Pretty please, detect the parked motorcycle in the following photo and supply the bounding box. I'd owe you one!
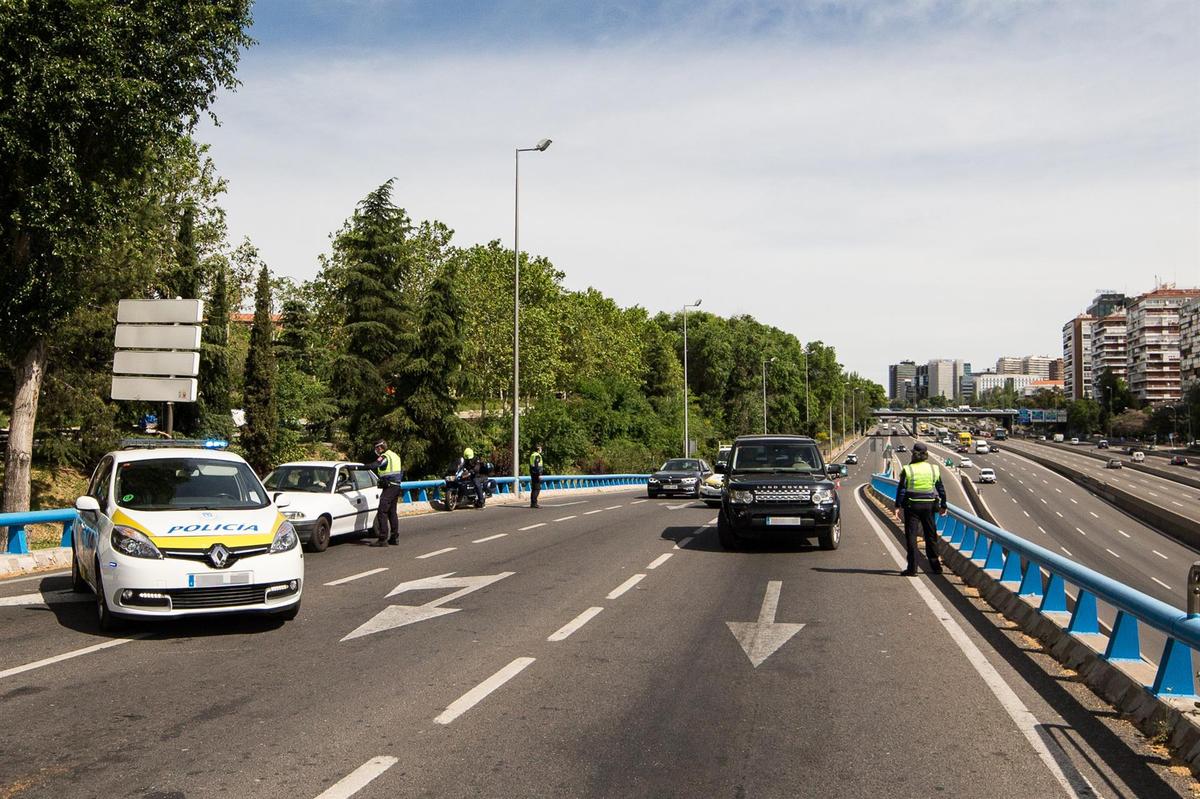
[442,461,495,511]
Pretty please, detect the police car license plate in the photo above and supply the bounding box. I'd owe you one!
[766,517,807,526]
[189,571,252,588]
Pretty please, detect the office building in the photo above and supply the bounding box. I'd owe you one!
[1049,358,1064,381]
[888,361,917,402]
[1020,356,1053,380]
[925,359,968,402]
[995,356,1023,375]
[1062,315,1095,400]
[975,373,1040,396]
[1126,287,1200,404]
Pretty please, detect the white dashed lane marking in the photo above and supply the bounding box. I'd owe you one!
[1153,577,1173,591]
[548,607,604,642]
[1153,550,1169,560]
[416,547,456,559]
[520,523,546,531]
[607,574,647,599]
[472,533,507,543]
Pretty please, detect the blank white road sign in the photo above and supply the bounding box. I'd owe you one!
[114,324,202,350]
[111,376,198,402]
[117,299,204,324]
[113,350,200,377]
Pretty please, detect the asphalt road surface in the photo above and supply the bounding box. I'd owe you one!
[1,439,1193,799]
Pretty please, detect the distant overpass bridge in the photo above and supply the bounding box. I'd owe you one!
[870,408,1019,436]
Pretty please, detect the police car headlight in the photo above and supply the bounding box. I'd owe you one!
[730,490,754,504]
[269,522,299,553]
[111,526,163,560]
[811,488,835,505]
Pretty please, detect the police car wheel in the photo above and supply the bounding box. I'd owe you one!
[71,540,87,593]
[94,558,121,633]
[305,517,331,553]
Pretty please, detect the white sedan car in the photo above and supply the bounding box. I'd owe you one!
[262,461,382,551]
[959,458,974,469]
[978,467,996,483]
[72,442,303,630]
[698,473,725,507]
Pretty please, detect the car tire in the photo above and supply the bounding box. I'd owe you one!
[71,540,88,593]
[818,520,841,551]
[305,517,331,553]
[717,513,742,551]
[647,490,658,499]
[692,486,701,499]
[704,500,721,508]
[94,558,121,633]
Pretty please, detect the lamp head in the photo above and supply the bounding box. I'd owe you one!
[536,138,552,151]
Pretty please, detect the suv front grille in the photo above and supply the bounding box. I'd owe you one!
[753,487,812,504]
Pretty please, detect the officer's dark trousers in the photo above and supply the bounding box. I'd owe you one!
[902,504,941,572]
[530,474,541,507]
[376,483,402,542]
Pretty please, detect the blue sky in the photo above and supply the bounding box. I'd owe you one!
[201,1,1200,387]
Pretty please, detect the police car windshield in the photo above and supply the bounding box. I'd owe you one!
[263,466,335,493]
[730,443,822,474]
[116,458,269,511]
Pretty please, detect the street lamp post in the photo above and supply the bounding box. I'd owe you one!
[761,356,776,433]
[682,299,702,456]
[512,137,552,497]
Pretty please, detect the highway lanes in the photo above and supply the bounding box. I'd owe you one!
[0,444,1192,798]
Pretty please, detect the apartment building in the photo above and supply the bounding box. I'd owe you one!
[995,356,1023,375]
[1179,297,1200,395]
[1062,315,1094,400]
[1125,287,1200,404]
[1090,309,1127,395]
[975,373,1040,396]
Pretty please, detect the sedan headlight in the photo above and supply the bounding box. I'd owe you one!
[730,490,754,504]
[269,521,299,553]
[282,510,305,521]
[681,477,697,484]
[111,526,162,559]
[811,488,835,505]
[648,477,660,484]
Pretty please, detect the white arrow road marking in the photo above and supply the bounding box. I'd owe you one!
[726,581,805,668]
[342,571,514,641]
[0,590,92,607]
[435,657,536,724]
[314,756,398,799]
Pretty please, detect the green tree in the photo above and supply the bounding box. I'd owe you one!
[242,266,277,474]
[1067,399,1101,436]
[197,265,234,440]
[0,1,252,516]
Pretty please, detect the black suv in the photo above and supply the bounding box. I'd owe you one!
[715,435,841,550]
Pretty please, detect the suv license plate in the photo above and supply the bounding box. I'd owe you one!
[189,571,252,588]
[766,517,807,526]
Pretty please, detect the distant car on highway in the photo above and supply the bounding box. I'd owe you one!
[647,458,711,498]
[1132,451,1145,463]
[845,453,858,464]
[975,441,990,454]
[988,443,1000,452]
[1170,455,1191,466]
[263,461,382,552]
[978,467,996,483]
[1106,459,1123,469]
[895,445,907,452]
[1097,439,1109,449]
[959,458,974,469]
[1069,437,1080,445]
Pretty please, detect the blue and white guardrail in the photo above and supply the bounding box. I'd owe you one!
[2,474,650,556]
[870,472,1200,698]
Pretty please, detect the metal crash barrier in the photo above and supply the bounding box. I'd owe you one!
[870,472,1200,699]
[2,509,78,555]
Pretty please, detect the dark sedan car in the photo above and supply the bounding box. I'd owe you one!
[1170,455,1190,466]
[647,458,712,498]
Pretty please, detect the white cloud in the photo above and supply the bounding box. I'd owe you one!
[200,1,1199,386]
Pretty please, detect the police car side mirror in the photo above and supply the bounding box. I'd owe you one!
[75,496,100,514]
[274,495,292,508]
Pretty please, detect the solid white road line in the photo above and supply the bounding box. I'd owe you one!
[416,547,457,559]
[314,756,399,799]
[0,570,70,586]
[435,657,536,725]
[553,515,577,522]
[1153,550,1170,560]
[674,536,695,550]
[647,553,673,570]
[1153,577,1173,591]
[607,574,646,599]
[324,568,388,587]
[547,607,604,642]
[519,523,546,531]
[0,635,150,681]
[1105,549,1120,559]
[472,533,507,543]
[852,489,1096,798]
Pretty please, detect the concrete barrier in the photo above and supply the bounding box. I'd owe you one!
[1019,438,1200,491]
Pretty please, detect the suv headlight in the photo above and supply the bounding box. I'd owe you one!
[111,526,163,559]
[811,488,835,505]
[269,521,299,553]
[730,490,754,504]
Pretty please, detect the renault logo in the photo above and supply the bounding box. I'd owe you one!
[207,543,232,569]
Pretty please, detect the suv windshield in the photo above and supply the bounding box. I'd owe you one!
[263,465,335,493]
[660,459,700,471]
[116,458,270,511]
[730,442,822,474]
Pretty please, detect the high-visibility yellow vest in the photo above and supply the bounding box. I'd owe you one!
[529,452,543,472]
[902,461,940,503]
[377,450,403,476]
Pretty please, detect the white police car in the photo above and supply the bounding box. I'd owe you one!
[71,440,303,630]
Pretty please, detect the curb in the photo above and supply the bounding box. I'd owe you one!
[0,547,72,580]
[862,484,1200,777]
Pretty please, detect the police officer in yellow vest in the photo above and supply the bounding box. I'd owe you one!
[369,440,404,547]
[893,441,946,576]
[529,444,544,508]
